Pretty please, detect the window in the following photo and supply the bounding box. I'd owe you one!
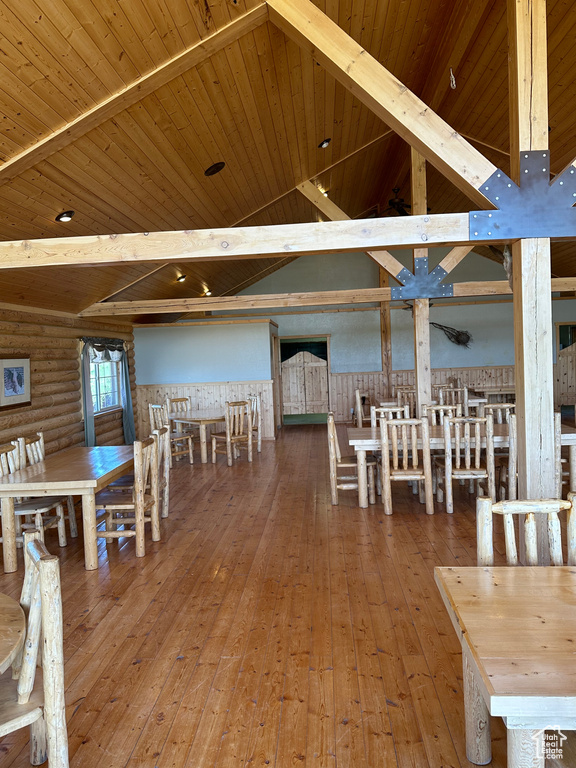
[558,323,576,351]
[89,359,121,413]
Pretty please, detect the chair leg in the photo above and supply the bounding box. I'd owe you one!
[56,503,67,547]
[330,472,339,505]
[212,437,217,464]
[67,496,78,537]
[187,436,194,465]
[30,715,47,766]
[424,472,434,516]
[368,465,376,505]
[161,484,170,519]
[226,436,233,467]
[248,434,253,463]
[151,502,161,543]
[445,469,454,514]
[382,477,393,516]
[135,503,145,558]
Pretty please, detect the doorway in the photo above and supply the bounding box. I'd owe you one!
[280,337,329,424]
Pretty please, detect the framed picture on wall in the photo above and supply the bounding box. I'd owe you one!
[0,356,31,410]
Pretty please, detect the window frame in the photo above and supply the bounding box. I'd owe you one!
[89,358,122,415]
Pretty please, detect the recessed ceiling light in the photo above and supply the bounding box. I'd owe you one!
[176,274,186,283]
[204,161,225,176]
[55,210,75,222]
[318,138,331,149]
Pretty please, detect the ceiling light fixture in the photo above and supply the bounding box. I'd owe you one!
[176,274,187,283]
[204,161,225,176]
[55,210,75,222]
[205,290,212,296]
[318,138,331,148]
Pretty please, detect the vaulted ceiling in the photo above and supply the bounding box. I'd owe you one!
[0,0,574,321]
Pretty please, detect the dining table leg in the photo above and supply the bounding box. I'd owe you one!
[82,492,98,571]
[507,729,544,768]
[1,497,17,572]
[357,449,368,508]
[570,444,576,492]
[199,424,209,464]
[463,652,491,765]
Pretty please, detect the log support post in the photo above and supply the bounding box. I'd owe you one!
[379,269,393,397]
[508,0,555,561]
[411,148,432,416]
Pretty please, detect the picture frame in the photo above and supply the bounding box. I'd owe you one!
[0,356,31,410]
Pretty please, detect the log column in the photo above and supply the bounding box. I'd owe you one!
[411,148,432,415]
[508,0,555,559]
[379,269,393,397]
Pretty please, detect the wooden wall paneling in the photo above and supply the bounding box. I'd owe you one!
[328,365,516,422]
[0,306,135,453]
[135,380,274,441]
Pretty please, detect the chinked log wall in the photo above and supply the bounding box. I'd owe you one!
[136,380,274,441]
[0,306,136,455]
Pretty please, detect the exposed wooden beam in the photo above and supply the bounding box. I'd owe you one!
[0,214,472,269]
[79,277,576,316]
[296,182,396,391]
[366,250,407,281]
[90,264,171,306]
[297,181,406,278]
[296,182,350,221]
[0,5,268,186]
[438,246,474,274]
[233,130,394,226]
[82,288,395,315]
[267,0,497,208]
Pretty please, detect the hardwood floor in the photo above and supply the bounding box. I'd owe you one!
[0,424,510,767]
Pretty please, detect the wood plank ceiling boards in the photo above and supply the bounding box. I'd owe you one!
[0,0,574,322]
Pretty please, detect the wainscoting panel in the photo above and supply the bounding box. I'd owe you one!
[329,366,516,422]
[136,380,275,440]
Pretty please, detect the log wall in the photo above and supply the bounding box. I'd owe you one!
[135,380,275,440]
[0,305,136,455]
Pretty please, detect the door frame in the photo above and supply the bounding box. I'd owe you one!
[279,335,331,422]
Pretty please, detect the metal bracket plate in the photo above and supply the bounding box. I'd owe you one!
[390,257,454,301]
[469,151,576,240]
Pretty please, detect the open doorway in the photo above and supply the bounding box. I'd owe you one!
[280,337,329,425]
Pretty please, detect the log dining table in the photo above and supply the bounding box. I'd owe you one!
[347,423,576,508]
[435,566,576,767]
[0,445,134,572]
[170,411,226,464]
[0,592,25,673]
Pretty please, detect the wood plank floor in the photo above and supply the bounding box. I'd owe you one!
[0,424,511,767]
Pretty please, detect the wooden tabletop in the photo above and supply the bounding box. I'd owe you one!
[435,566,576,718]
[348,423,576,448]
[0,445,134,494]
[0,592,25,674]
[170,411,225,425]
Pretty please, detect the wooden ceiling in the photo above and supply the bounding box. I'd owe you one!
[0,0,574,321]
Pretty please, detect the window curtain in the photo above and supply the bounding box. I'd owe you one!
[80,337,136,446]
